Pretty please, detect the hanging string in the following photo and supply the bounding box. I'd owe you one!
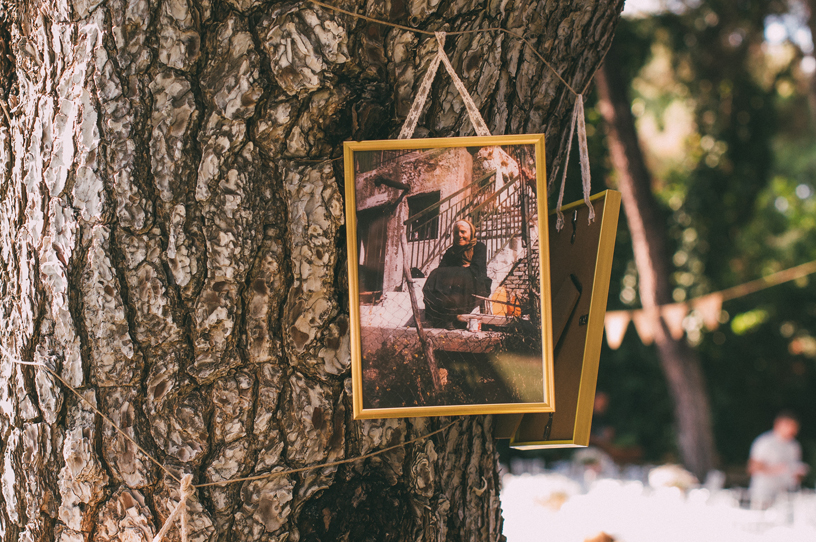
[196,418,457,488]
[152,474,194,542]
[554,96,595,229]
[398,34,444,140]
[433,32,492,137]
[308,0,581,97]
[575,96,595,224]
[399,32,491,139]
[554,101,579,231]
[719,258,816,301]
[1,346,183,485]
[603,258,816,348]
[307,1,599,219]
[1,344,461,539]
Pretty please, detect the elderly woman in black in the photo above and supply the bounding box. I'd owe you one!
[422,219,491,329]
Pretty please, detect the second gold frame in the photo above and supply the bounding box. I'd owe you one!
[509,191,621,448]
[344,135,555,419]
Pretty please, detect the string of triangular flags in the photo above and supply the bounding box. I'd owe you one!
[604,259,816,349]
[604,295,722,349]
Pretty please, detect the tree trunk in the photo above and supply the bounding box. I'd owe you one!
[0,1,622,540]
[596,46,716,480]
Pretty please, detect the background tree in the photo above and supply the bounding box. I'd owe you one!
[596,43,716,480]
[572,1,816,482]
[0,1,623,540]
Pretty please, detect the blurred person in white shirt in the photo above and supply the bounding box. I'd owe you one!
[748,410,809,509]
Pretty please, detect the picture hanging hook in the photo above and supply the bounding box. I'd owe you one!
[571,210,578,244]
[542,412,554,440]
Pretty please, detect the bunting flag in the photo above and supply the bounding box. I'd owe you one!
[603,311,630,350]
[631,309,656,346]
[602,259,816,349]
[692,293,723,330]
[661,303,688,340]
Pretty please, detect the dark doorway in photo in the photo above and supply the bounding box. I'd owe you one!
[357,205,390,303]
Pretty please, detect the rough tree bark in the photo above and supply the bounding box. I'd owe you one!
[0,1,621,540]
[596,45,717,480]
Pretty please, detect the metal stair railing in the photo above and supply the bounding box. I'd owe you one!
[471,180,536,266]
[403,169,497,272]
[403,169,537,274]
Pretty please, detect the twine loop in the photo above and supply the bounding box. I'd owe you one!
[399,31,491,140]
[555,94,595,231]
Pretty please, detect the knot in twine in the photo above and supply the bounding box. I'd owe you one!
[153,473,194,542]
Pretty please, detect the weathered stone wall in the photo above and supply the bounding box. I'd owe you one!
[0,1,622,540]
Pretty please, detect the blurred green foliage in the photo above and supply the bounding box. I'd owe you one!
[541,1,816,483]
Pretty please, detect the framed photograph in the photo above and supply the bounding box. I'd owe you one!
[503,190,621,448]
[344,135,555,419]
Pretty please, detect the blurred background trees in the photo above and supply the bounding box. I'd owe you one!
[527,0,816,484]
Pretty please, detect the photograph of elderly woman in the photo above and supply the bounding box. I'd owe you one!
[350,140,550,415]
[422,219,490,329]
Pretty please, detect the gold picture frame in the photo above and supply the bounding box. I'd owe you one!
[344,134,555,419]
[504,190,621,448]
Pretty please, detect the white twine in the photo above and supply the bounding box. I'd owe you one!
[555,95,594,231]
[398,37,443,140]
[575,95,595,224]
[399,32,492,140]
[434,33,491,137]
[555,99,578,231]
[398,31,505,218]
